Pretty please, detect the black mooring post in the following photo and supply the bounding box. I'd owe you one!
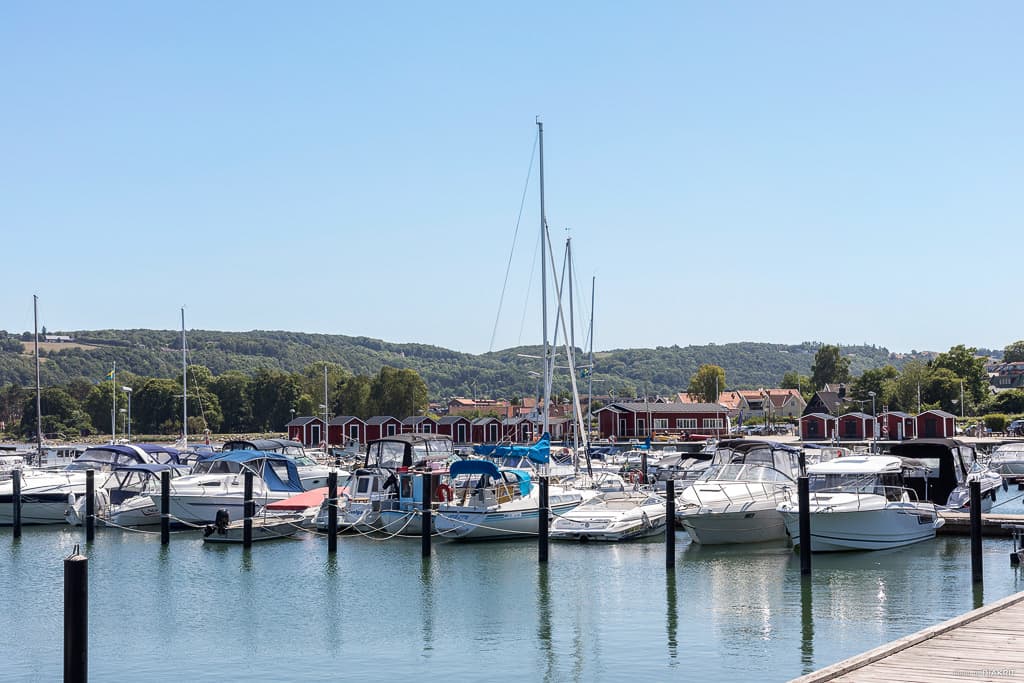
[12,468,22,538]
[538,476,549,563]
[64,546,88,683]
[85,470,95,543]
[799,475,811,576]
[160,470,170,546]
[665,479,676,568]
[327,470,338,554]
[243,470,254,548]
[641,451,648,486]
[970,480,983,583]
[421,471,433,559]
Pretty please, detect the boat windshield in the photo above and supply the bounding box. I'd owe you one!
[700,463,794,483]
[193,460,243,475]
[808,472,906,499]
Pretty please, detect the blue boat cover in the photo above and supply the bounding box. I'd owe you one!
[472,433,551,464]
[449,460,502,479]
[507,469,533,496]
[136,443,182,464]
[208,450,304,493]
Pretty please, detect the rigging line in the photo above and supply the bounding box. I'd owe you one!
[516,229,540,347]
[489,131,539,353]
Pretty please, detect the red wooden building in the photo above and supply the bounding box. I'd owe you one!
[877,411,915,441]
[365,416,402,441]
[502,417,534,442]
[402,415,438,434]
[471,417,501,444]
[836,412,877,440]
[328,416,366,445]
[596,402,730,440]
[286,416,327,447]
[799,413,837,441]
[438,416,472,444]
[915,410,956,439]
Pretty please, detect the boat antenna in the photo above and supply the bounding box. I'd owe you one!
[33,295,42,458]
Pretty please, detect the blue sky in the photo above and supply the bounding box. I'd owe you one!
[3,3,1021,356]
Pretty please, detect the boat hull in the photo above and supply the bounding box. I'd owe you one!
[677,505,788,545]
[781,505,940,552]
[203,514,305,543]
[436,500,581,541]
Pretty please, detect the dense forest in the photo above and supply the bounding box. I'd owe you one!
[0,328,913,400]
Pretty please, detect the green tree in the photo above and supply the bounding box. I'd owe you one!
[20,387,93,438]
[931,344,988,405]
[687,364,725,403]
[369,366,428,419]
[1004,341,1024,363]
[134,378,183,434]
[210,371,254,433]
[250,369,302,431]
[83,382,119,434]
[811,345,851,390]
[891,360,931,413]
[334,375,374,419]
[991,390,1024,415]
[850,366,899,409]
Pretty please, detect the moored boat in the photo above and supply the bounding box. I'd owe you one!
[550,489,667,542]
[202,508,306,543]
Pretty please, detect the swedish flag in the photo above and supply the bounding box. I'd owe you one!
[105,369,114,380]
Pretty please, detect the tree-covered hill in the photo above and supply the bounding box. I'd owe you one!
[0,328,912,398]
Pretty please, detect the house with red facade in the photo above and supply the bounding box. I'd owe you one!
[596,402,730,439]
[502,417,535,442]
[471,417,502,443]
[877,411,915,441]
[799,413,837,441]
[328,416,366,445]
[438,415,472,443]
[365,416,402,441]
[286,416,327,447]
[402,415,438,434]
[915,410,957,439]
[836,412,877,440]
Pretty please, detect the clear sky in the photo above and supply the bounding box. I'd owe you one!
[3,3,1021,356]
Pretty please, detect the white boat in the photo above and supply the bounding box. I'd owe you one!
[550,489,667,542]
[777,455,944,552]
[221,438,332,490]
[987,442,1024,479]
[0,444,164,525]
[65,463,189,527]
[202,509,306,543]
[341,433,454,535]
[156,450,306,524]
[434,459,587,541]
[890,438,1002,513]
[675,440,803,545]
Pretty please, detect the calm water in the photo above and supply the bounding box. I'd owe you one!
[4,516,1024,682]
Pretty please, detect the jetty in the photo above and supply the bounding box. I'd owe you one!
[792,591,1024,682]
[937,511,1024,537]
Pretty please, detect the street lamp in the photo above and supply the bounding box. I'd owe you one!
[319,404,329,447]
[122,386,132,442]
[119,408,127,439]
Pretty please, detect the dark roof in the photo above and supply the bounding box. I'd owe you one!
[285,416,321,427]
[328,415,363,426]
[804,391,842,416]
[471,417,500,425]
[366,416,399,425]
[838,412,873,419]
[438,416,470,424]
[601,402,728,414]
[402,416,437,425]
[917,409,956,419]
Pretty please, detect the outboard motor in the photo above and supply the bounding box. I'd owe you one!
[204,508,231,537]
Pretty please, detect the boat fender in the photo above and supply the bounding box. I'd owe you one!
[214,508,231,535]
[629,470,642,485]
[435,484,453,503]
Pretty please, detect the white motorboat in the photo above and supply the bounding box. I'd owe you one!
[202,508,306,543]
[550,490,667,542]
[341,433,454,535]
[675,440,803,545]
[435,459,588,541]
[987,442,1024,479]
[0,444,163,525]
[890,438,1002,513]
[65,463,189,527]
[221,438,332,490]
[156,450,306,524]
[777,455,944,552]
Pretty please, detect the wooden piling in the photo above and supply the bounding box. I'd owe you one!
[243,470,254,548]
[160,470,170,546]
[64,546,88,683]
[799,475,811,575]
[538,476,549,563]
[327,470,338,554]
[12,468,21,538]
[641,451,648,486]
[85,470,95,543]
[665,479,676,568]
[970,480,983,583]
[421,471,432,559]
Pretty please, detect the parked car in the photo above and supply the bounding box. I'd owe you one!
[1008,419,1024,437]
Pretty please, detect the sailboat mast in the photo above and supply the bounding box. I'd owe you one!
[111,362,117,441]
[182,308,188,450]
[587,276,595,442]
[537,118,550,435]
[323,364,329,447]
[33,295,42,455]
[567,237,577,455]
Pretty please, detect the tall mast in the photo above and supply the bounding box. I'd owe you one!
[587,277,595,443]
[111,362,117,442]
[182,308,188,450]
[323,363,329,447]
[537,118,550,435]
[33,295,42,455]
[567,237,577,454]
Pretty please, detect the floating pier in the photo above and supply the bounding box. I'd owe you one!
[937,511,1024,537]
[792,590,1024,682]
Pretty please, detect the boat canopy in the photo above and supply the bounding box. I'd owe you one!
[208,450,305,493]
[136,444,182,464]
[449,460,502,480]
[113,463,186,475]
[364,433,455,469]
[222,438,306,457]
[66,444,157,471]
[473,432,551,464]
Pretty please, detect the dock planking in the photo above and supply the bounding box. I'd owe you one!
[791,591,1024,682]
[937,511,1024,537]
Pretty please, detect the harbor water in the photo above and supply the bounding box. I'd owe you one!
[5,516,1024,682]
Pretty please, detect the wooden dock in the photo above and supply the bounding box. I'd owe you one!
[791,591,1024,682]
[937,511,1024,537]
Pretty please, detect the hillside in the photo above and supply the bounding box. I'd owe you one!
[0,329,912,398]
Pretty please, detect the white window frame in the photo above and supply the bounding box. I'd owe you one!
[702,418,724,430]
[653,418,669,430]
[676,418,697,430]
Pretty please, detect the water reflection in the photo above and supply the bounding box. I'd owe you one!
[800,576,813,674]
[419,558,435,655]
[536,564,555,682]
[972,581,984,610]
[666,569,678,661]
